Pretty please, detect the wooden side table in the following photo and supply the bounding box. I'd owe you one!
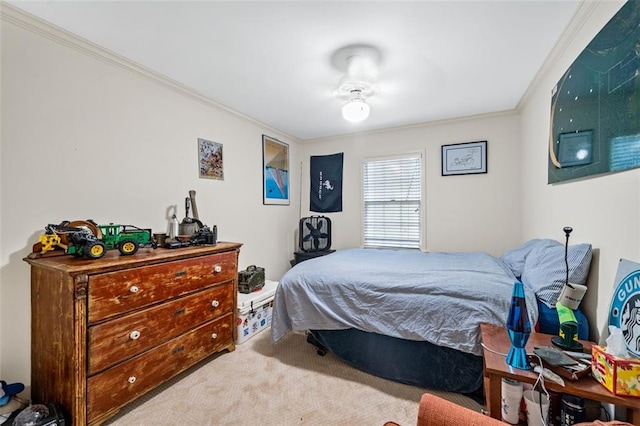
[480,323,640,425]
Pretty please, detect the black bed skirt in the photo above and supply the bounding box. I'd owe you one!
[308,329,484,395]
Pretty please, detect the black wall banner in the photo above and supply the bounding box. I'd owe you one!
[310,153,343,212]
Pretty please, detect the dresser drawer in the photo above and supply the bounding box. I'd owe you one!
[88,251,237,323]
[87,281,233,374]
[87,314,233,423]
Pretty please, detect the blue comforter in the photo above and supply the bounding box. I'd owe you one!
[271,248,539,356]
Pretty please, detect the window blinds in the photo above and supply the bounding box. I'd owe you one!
[363,155,422,249]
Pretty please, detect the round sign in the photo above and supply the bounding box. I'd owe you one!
[608,269,640,357]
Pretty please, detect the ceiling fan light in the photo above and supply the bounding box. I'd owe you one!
[342,99,370,123]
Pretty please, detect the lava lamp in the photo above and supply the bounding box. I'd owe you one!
[506,280,531,370]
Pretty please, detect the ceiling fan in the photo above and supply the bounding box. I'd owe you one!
[332,44,381,123]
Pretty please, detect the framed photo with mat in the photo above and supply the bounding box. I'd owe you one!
[441,140,487,176]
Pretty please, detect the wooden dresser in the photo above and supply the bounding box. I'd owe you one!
[24,242,242,425]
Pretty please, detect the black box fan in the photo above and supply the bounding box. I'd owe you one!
[299,216,331,252]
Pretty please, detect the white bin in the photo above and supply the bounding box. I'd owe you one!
[236,280,278,344]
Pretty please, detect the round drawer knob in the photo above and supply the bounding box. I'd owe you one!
[214,265,222,273]
[211,300,220,308]
[129,330,141,340]
[128,376,136,384]
[129,286,139,293]
[211,333,218,340]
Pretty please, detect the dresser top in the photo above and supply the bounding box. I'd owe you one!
[24,242,242,274]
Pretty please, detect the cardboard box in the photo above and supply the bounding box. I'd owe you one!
[592,345,640,397]
[236,280,278,345]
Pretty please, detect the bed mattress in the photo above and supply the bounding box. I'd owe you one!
[272,248,539,356]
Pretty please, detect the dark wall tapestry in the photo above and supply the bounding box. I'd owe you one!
[310,153,343,213]
[549,0,640,184]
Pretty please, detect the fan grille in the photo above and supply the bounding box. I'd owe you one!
[299,216,332,252]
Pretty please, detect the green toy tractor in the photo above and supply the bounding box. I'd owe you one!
[38,221,157,259]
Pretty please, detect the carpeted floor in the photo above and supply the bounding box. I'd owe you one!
[106,329,482,425]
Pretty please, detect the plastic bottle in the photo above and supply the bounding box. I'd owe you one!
[170,214,179,239]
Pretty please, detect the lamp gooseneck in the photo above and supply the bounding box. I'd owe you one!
[563,226,573,289]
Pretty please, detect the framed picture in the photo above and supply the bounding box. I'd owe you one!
[441,140,487,176]
[198,138,224,180]
[262,135,289,205]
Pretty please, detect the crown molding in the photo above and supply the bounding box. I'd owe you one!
[516,0,614,112]
[0,2,299,144]
[301,109,518,144]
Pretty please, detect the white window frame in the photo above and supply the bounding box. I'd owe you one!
[361,152,425,250]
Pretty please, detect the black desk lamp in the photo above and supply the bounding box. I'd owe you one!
[552,226,586,351]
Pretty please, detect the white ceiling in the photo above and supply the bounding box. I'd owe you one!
[8,1,581,141]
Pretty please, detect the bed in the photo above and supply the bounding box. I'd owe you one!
[271,239,593,396]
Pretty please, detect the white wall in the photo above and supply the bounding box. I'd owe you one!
[300,112,523,256]
[0,9,4,379]
[0,7,300,384]
[519,0,636,343]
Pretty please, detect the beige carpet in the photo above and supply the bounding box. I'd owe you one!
[106,329,482,425]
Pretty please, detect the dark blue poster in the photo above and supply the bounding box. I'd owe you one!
[549,1,640,183]
[310,153,343,213]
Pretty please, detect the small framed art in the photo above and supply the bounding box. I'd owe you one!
[198,138,224,180]
[441,140,487,176]
[262,135,289,205]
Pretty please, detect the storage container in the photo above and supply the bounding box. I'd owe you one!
[236,280,278,344]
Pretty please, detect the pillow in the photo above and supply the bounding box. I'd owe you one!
[500,239,557,279]
[521,241,592,308]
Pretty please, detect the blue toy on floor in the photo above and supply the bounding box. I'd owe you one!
[0,380,25,406]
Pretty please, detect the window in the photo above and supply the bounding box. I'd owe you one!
[362,154,423,249]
